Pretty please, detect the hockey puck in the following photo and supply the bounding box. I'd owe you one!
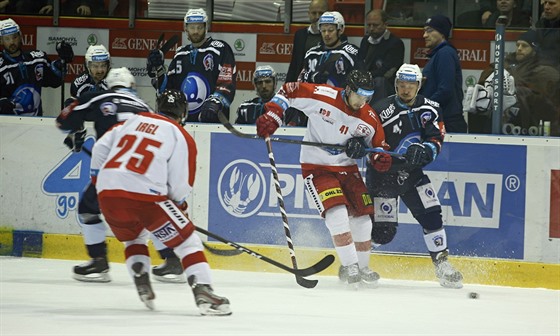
[468,292,479,299]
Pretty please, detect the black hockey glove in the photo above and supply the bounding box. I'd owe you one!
[309,71,330,84]
[64,129,87,152]
[56,41,74,63]
[0,98,15,114]
[405,143,434,167]
[147,49,165,78]
[345,137,368,159]
[199,97,223,123]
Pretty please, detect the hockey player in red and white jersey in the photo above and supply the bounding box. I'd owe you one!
[256,70,391,288]
[90,89,231,315]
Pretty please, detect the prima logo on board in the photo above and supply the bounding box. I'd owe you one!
[218,159,266,218]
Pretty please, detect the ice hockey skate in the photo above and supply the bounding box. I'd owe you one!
[152,256,186,283]
[339,264,379,288]
[359,267,380,288]
[433,252,463,289]
[188,275,231,316]
[72,257,110,283]
[132,262,155,310]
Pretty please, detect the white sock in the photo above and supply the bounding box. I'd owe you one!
[357,250,370,269]
[335,244,358,267]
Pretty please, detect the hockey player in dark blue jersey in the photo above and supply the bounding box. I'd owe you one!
[63,45,110,107]
[343,63,463,289]
[299,11,365,89]
[0,18,73,116]
[235,65,277,124]
[146,8,236,123]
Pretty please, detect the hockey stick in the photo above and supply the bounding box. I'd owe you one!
[195,226,335,278]
[264,137,318,288]
[202,242,243,256]
[152,34,179,93]
[217,111,403,158]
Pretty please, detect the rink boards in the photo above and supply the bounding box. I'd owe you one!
[0,117,558,289]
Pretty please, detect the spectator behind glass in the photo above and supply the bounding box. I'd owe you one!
[469,30,560,135]
[0,0,52,14]
[480,0,532,24]
[358,9,404,100]
[419,15,468,133]
[535,0,560,69]
[484,0,531,28]
[40,0,106,16]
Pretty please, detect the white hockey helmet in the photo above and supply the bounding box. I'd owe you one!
[395,63,423,92]
[318,11,345,31]
[85,44,110,64]
[253,65,277,86]
[0,18,20,37]
[106,67,135,89]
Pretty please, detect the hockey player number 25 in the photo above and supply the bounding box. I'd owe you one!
[105,134,162,174]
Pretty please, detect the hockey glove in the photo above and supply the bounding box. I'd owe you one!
[370,152,392,172]
[345,137,368,159]
[64,129,87,152]
[175,200,189,216]
[256,103,283,137]
[56,41,74,63]
[405,143,434,167]
[147,49,165,78]
[0,98,15,114]
[198,97,223,123]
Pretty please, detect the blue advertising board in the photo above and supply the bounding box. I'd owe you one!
[209,133,526,259]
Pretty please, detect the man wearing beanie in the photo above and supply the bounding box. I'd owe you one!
[419,15,468,133]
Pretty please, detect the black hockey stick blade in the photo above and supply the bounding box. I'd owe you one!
[195,226,335,279]
[218,111,403,158]
[160,34,179,55]
[296,275,318,288]
[203,242,243,256]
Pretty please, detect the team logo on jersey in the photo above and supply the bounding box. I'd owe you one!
[354,124,371,137]
[12,85,41,115]
[34,64,44,82]
[203,54,214,71]
[335,57,344,74]
[100,102,117,116]
[379,104,395,121]
[218,159,266,218]
[420,111,432,127]
[181,72,210,115]
[395,133,421,154]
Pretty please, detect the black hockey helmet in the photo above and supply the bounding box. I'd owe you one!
[157,89,188,120]
[347,70,374,94]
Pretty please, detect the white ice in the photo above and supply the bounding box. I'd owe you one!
[1,257,558,336]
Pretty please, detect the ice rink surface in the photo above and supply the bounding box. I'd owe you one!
[1,257,558,336]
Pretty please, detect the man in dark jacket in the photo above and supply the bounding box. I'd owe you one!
[419,15,467,133]
[358,9,404,100]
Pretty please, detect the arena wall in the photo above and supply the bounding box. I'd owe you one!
[1,116,558,289]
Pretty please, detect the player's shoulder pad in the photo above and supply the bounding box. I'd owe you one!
[423,97,440,108]
[363,105,380,124]
[210,40,225,48]
[342,43,359,55]
[73,73,89,86]
[376,101,396,121]
[29,50,46,58]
